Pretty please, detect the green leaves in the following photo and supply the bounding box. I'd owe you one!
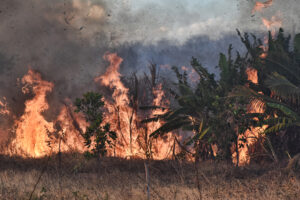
[75,92,117,157]
[266,72,300,102]
[142,46,251,160]
[75,92,104,122]
[266,102,300,121]
[235,29,300,158]
[142,28,300,161]
[264,118,293,134]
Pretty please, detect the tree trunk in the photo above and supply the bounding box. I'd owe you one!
[144,161,150,200]
[236,128,240,167]
[58,137,62,199]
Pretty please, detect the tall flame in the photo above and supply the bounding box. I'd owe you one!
[148,84,173,160]
[10,69,54,157]
[9,70,85,157]
[96,53,138,157]
[95,53,173,159]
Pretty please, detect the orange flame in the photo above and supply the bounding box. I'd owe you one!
[10,69,54,157]
[246,68,258,84]
[0,97,10,115]
[95,53,173,159]
[95,53,137,158]
[234,68,267,166]
[9,70,85,157]
[255,2,281,59]
[262,16,282,31]
[235,2,280,164]
[252,0,273,14]
[55,101,87,152]
[148,84,173,159]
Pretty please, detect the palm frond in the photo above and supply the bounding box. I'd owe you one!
[150,118,191,138]
[266,102,300,121]
[265,72,300,101]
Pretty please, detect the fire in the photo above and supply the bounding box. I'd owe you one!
[236,6,275,164]
[0,97,10,115]
[234,1,283,165]
[55,102,87,152]
[252,0,273,14]
[95,53,138,157]
[148,84,173,160]
[95,53,130,111]
[181,66,199,84]
[236,2,279,164]
[246,68,258,84]
[4,54,172,159]
[181,66,188,71]
[95,53,173,159]
[262,16,282,31]
[254,2,282,58]
[232,67,266,166]
[9,69,54,157]
[8,69,85,157]
[237,9,279,163]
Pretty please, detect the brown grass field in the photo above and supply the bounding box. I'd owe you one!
[0,153,299,200]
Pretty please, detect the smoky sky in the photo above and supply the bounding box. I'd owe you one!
[0,0,300,118]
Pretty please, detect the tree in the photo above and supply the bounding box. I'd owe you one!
[142,48,249,161]
[75,92,116,158]
[234,29,300,159]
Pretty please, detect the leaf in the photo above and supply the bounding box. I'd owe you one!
[265,72,300,100]
[150,118,191,138]
[266,102,300,121]
[139,105,167,111]
[186,127,210,146]
[199,127,210,140]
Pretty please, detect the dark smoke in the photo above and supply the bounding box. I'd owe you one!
[0,0,109,117]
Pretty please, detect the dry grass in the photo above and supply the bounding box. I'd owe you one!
[0,154,299,200]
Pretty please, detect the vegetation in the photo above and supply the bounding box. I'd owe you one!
[10,29,299,199]
[141,29,300,165]
[71,29,300,166]
[75,92,117,158]
[234,29,300,159]
[142,48,250,162]
[0,154,299,200]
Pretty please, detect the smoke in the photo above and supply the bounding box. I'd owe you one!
[116,35,245,76]
[105,0,240,44]
[237,0,300,36]
[105,0,300,44]
[0,0,300,127]
[0,0,110,117]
